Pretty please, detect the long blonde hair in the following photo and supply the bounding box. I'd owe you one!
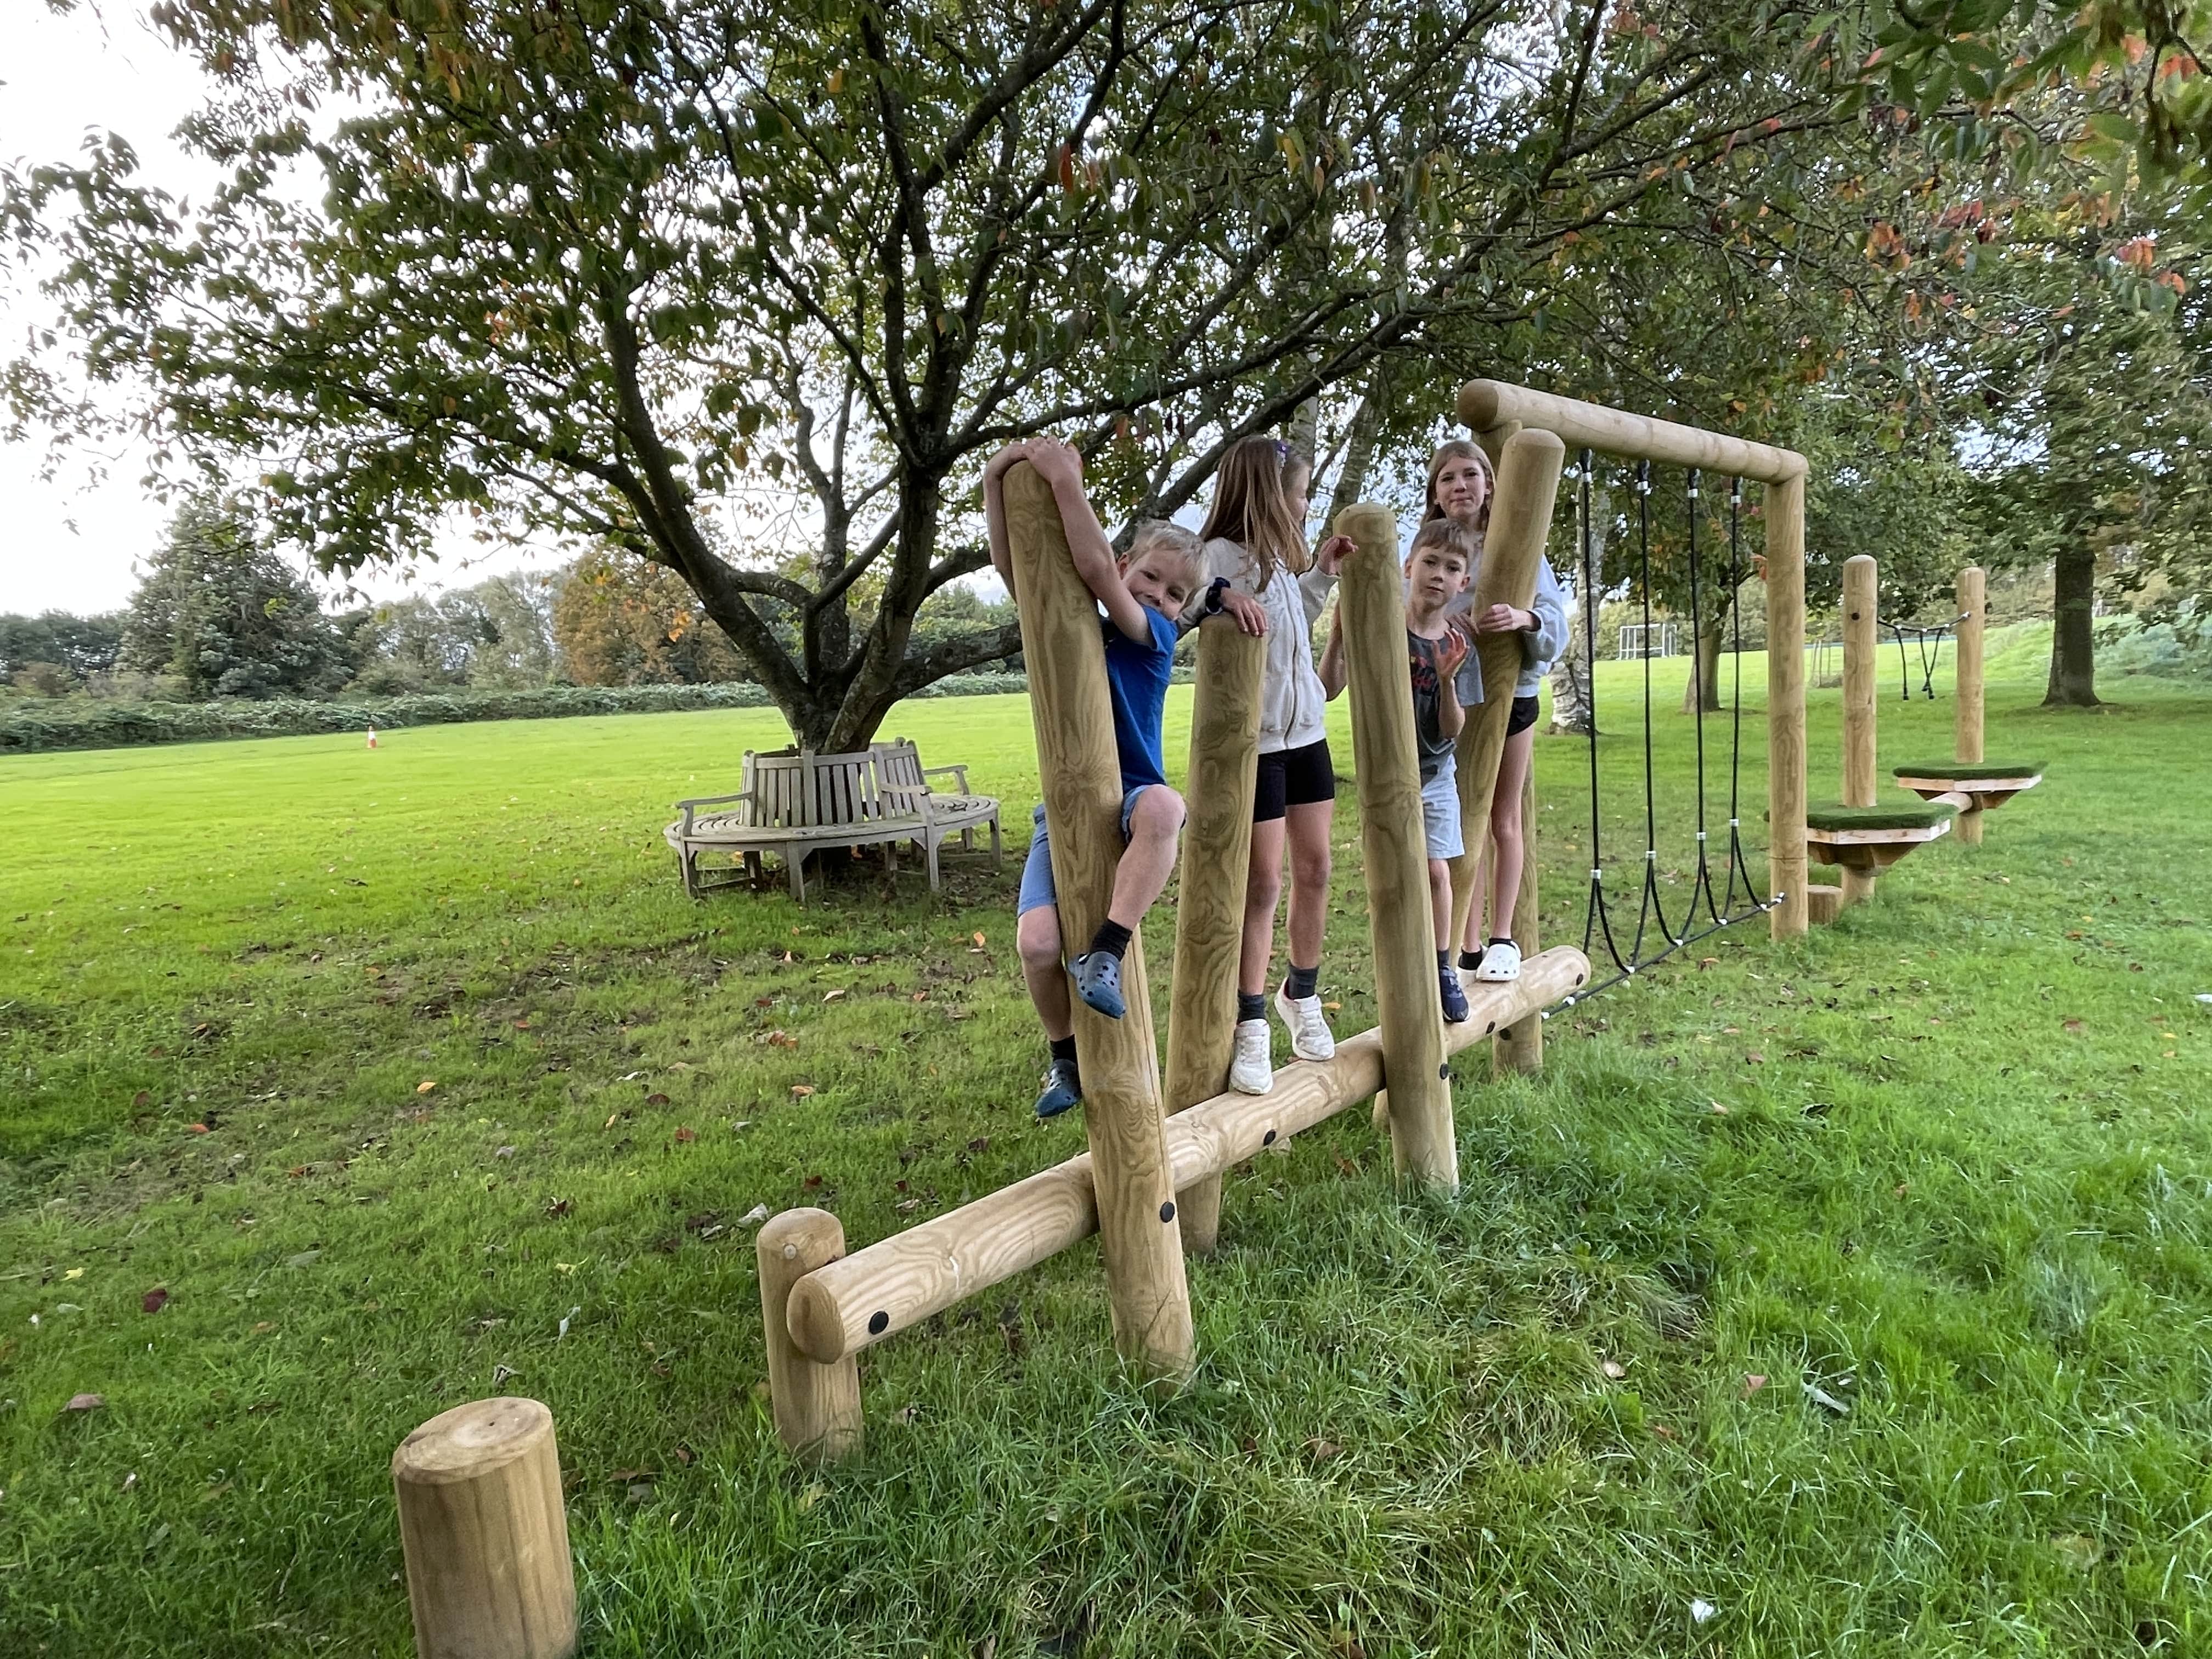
[1200,435,1308,589]
[1424,439,1495,532]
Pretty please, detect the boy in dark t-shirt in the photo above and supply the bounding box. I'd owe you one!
[1319,516,1482,1022]
[984,436,1266,1116]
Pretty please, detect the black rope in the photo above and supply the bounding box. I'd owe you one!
[1559,455,1776,1015]
[1883,614,1969,699]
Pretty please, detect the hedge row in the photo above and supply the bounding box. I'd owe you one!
[0,673,1035,754]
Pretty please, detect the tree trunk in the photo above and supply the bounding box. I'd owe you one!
[2044,543,2100,707]
[1680,617,1724,713]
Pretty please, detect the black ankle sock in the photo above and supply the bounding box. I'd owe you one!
[1048,1034,1077,1066]
[1285,962,1319,1000]
[1087,919,1133,960]
[1457,948,1485,971]
[1488,936,1516,948]
[1237,991,1267,1023]
[1436,949,1451,972]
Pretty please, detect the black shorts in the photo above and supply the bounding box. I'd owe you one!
[1254,737,1335,822]
[1505,694,1540,737]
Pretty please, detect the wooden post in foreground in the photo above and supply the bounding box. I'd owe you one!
[1002,462,1193,1380]
[1766,472,1809,938]
[1447,428,1565,952]
[1839,553,1880,907]
[1335,500,1455,1189]
[392,1397,577,1659]
[1493,766,1544,1073]
[1954,565,1987,845]
[757,1207,863,1462]
[1164,623,1262,1255]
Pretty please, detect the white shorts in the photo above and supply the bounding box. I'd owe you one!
[1420,756,1463,861]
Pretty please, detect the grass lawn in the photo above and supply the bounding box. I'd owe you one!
[5,631,2211,1657]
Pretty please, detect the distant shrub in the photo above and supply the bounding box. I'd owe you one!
[0,674,1040,754]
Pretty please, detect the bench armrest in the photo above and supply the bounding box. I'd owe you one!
[673,789,757,835]
[921,763,970,792]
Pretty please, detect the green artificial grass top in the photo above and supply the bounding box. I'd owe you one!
[1805,798,1960,832]
[1891,758,2048,781]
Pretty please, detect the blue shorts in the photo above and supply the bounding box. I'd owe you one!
[1420,755,1463,861]
[1017,784,1166,915]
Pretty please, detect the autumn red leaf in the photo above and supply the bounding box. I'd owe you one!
[142,1288,170,1315]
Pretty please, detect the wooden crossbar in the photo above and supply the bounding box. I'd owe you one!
[784,945,1592,1367]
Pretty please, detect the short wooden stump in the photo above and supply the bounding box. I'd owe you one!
[392,1396,577,1659]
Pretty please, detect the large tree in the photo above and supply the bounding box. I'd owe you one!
[4,0,1867,749]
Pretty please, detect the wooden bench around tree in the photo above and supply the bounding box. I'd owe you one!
[665,743,998,903]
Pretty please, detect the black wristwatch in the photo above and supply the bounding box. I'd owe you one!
[1203,576,1232,614]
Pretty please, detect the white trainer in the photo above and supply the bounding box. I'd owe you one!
[1274,985,1336,1062]
[1472,939,1522,982]
[1229,1018,1274,1094]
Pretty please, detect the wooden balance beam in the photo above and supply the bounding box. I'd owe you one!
[782,944,1590,1368]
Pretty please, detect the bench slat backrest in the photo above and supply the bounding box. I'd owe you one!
[871,738,927,815]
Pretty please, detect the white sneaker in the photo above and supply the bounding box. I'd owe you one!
[1472,939,1522,982]
[1274,985,1336,1062]
[1229,1018,1273,1094]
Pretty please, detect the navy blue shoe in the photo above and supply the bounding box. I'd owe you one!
[1035,1058,1084,1119]
[1069,951,1126,1019]
[1439,966,1471,1024]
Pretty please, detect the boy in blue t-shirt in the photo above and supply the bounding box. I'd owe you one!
[984,436,1266,1117]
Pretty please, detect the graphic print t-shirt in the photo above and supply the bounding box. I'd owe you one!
[1408,628,1481,782]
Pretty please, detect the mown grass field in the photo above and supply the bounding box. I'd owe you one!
[5,631,2211,1657]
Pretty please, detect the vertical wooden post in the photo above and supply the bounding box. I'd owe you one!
[1493,766,1543,1074]
[1839,552,1880,907]
[757,1208,863,1462]
[1165,624,1262,1255]
[1001,463,1194,1380]
[1336,500,1453,1189]
[1766,472,1809,938]
[392,1397,577,1659]
[1447,428,1566,947]
[1954,565,1986,845]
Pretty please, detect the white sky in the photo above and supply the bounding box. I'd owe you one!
[0,2,552,617]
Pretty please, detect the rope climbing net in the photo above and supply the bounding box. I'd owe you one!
[1561,450,1778,1007]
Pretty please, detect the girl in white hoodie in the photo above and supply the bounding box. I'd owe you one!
[1198,436,1348,1094]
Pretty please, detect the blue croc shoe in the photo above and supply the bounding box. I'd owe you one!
[1438,966,1471,1025]
[1069,951,1126,1019]
[1034,1057,1084,1119]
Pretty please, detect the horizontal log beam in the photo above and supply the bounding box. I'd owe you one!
[784,947,1593,1365]
[1457,381,1807,484]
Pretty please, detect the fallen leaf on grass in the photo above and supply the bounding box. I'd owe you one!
[1306,1437,1342,1461]
[2050,1533,2101,1571]
[65,1393,104,1413]
[761,1030,799,1049]
[1650,1423,1678,1441]
[737,1204,770,1226]
[1709,1101,1729,1115]
[1743,1050,1765,1065]
[131,1090,151,1110]
[416,1080,437,1094]
[251,1321,275,1335]
[2063,1019,2084,1035]
[121,1471,138,1492]
[285,1251,320,1269]
[1322,1001,1342,1012]
[822,988,848,1002]
[1804,1382,1850,1415]
[1600,1358,1627,1380]
[1331,1153,1358,1178]
[63,1267,83,1281]
[892,1403,922,1425]
[494,1146,516,1159]
[1690,1599,1718,1625]
[803,1175,824,1189]
[645,1091,670,1107]
[971,932,987,949]
[797,1482,827,1513]
[187,1124,210,1135]
[1741,1374,1768,1398]
[790,1084,816,1098]
[141,1288,168,1314]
